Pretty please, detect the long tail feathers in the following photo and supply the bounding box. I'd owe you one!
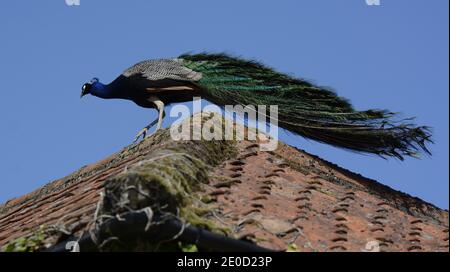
[180,53,432,160]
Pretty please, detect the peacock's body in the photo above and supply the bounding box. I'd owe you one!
[81,53,431,160]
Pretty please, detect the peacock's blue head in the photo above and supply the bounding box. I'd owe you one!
[81,77,100,98]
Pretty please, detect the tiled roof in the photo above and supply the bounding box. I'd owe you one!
[0,112,448,252]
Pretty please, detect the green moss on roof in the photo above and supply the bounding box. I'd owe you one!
[2,225,48,252]
[92,112,237,250]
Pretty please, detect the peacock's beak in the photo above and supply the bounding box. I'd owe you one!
[81,83,91,98]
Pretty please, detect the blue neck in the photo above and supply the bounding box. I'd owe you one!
[91,82,120,99]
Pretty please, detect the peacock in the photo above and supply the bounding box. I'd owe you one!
[81,53,431,160]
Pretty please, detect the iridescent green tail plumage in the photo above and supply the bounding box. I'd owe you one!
[180,53,432,160]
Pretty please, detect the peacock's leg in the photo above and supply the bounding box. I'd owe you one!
[155,103,166,130]
[133,117,158,143]
[133,96,166,142]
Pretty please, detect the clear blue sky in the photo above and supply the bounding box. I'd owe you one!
[0,0,448,209]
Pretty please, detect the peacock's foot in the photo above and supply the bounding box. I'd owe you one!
[133,127,149,143]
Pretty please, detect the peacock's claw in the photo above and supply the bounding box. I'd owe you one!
[133,127,149,143]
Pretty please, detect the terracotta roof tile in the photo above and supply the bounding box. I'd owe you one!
[0,113,447,252]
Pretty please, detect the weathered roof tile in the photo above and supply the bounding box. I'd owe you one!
[0,113,447,252]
